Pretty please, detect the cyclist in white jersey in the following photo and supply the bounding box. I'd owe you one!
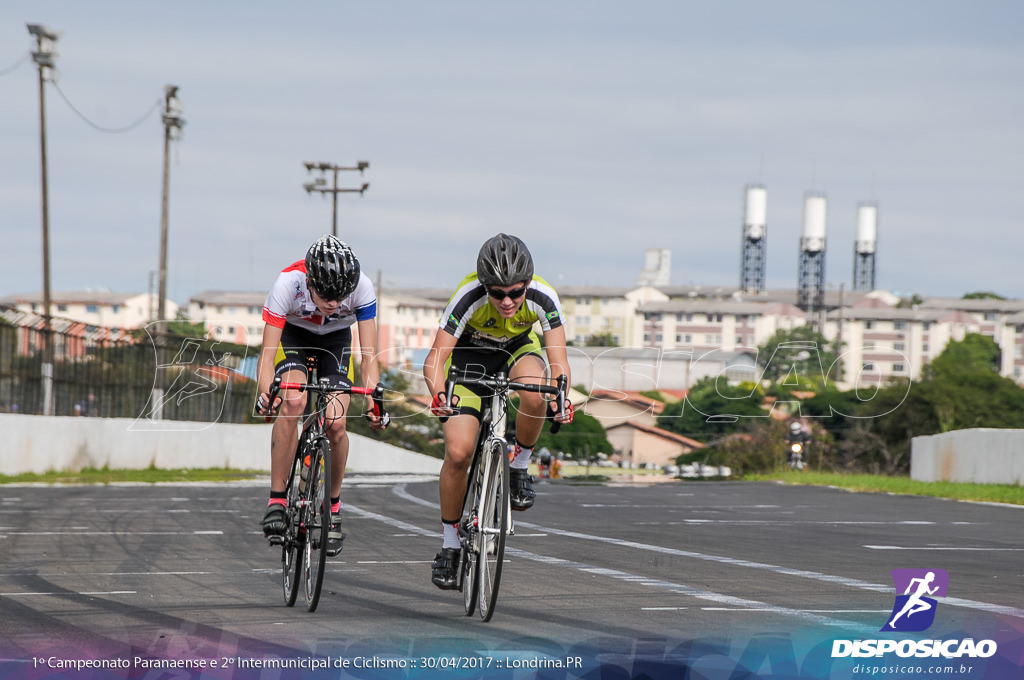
[255,235,387,556]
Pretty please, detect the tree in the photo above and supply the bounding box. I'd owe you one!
[756,326,839,387]
[584,333,618,347]
[658,376,765,439]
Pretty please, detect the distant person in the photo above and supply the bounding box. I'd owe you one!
[254,235,388,557]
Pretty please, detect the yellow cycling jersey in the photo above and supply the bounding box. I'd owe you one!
[439,273,565,348]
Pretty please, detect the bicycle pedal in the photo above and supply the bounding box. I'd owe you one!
[267,535,285,546]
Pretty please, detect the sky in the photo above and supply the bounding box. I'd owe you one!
[2,1,1023,304]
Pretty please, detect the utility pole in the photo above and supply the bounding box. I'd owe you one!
[158,85,185,325]
[302,161,369,237]
[28,23,60,416]
[152,85,185,421]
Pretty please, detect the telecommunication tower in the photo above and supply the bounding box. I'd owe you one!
[797,193,827,325]
[739,185,767,294]
[853,202,878,290]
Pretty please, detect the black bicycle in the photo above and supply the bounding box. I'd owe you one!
[266,357,388,612]
[440,366,567,621]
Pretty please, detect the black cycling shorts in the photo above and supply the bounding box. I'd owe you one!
[274,323,353,387]
[446,332,544,419]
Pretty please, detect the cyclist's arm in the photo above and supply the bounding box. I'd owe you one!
[542,325,571,386]
[355,317,381,389]
[423,328,458,402]
[256,323,284,413]
[542,325,573,422]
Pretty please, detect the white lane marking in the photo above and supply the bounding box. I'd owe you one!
[347,492,876,632]
[865,545,1024,551]
[387,484,1024,621]
[1,531,225,536]
[636,520,961,526]
[1,591,137,596]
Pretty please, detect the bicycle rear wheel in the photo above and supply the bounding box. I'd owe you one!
[303,438,331,612]
[476,440,509,621]
[281,445,305,607]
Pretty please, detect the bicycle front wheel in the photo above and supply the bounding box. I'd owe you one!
[303,438,331,612]
[476,439,509,621]
[281,445,305,607]
[461,451,485,617]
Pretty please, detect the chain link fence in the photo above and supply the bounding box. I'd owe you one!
[0,308,258,423]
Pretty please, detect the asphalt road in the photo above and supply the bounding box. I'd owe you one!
[1,475,1022,678]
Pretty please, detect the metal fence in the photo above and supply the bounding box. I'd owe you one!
[0,309,258,423]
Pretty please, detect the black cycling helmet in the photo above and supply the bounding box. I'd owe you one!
[476,233,534,287]
[305,235,360,301]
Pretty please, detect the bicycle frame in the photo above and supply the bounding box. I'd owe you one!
[268,358,387,612]
[444,366,567,621]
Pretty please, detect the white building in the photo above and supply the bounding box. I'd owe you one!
[0,290,177,330]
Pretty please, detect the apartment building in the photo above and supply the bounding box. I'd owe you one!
[375,289,447,369]
[638,299,807,353]
[824,304,982,388]
[187,291,265,345]
[0,290,177,330]
[559,285,666,347]
[186,288,448,372]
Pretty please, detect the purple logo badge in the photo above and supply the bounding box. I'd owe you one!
[881,568,949,632]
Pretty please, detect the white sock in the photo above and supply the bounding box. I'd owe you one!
[511,442,533,469]
[441,519,461,550]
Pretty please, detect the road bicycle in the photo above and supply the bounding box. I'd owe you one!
[440,366,567,621]
[266,356,388,612]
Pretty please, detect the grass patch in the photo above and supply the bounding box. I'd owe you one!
[744,470,1024,506]
[0,466,263,485]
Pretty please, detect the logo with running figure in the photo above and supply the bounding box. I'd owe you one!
[881,568,949,632]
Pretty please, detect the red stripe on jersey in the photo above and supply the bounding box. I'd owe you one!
[282,260,306,274]
[262,307,287,328]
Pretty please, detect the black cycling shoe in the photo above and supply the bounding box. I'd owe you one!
[325,513,344,557]
[261,506,287,539]
[509,468,536,511]
[431,548,460,590]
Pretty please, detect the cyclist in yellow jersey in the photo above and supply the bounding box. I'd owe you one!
[423,233,573,589]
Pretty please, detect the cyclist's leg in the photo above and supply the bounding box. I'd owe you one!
[263,332,310,536]
[433,413,479,588]
[508,351,547,447]
[317,332,354,557]
[507,345,546,510]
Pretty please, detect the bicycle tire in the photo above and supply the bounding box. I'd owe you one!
[303,438,331,612]
[476,439,509,621]
[461,450,484,617]
[281,443,305,607]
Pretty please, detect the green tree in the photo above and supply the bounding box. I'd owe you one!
[507,400,613,458]
[657,376,765,440]
[756,326,839,387]
[584,333,618,347]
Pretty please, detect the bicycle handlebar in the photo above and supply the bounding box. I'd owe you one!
[266,376,390,428]
[441,367,569,433]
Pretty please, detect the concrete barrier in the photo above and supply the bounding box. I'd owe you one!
[0,414,442,476]
[911,428,1024,485]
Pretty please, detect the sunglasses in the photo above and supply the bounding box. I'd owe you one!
[486,284,529,301]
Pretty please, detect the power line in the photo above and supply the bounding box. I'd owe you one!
[0,51,30,76]
[52,81,162,134]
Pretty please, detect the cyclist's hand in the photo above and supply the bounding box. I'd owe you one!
[256,392,281,417]
[430,392,457,419]
[548,398,574,424]
[364,405,391,431]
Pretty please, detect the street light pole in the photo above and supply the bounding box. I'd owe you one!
[28,23,60,416]
[302,160,369,237]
